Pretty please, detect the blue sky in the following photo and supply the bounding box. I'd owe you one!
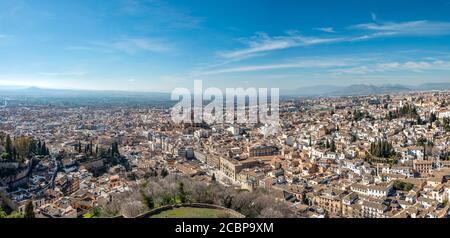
[1,0,450,92]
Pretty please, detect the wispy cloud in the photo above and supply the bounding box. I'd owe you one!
[66,45,115,54]
[69,37,172,55]
[218,32,344,59]
[195,52,268,73]
[219,16,450,61]
[334,60,450,74]
[198,52,450,77]
[96,38,171,54]
[351,20,450,37]
[315,27,336,33]
[197,59,351,75]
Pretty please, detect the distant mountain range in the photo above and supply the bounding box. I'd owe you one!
[285,82,450,97]
[1,82,450,98]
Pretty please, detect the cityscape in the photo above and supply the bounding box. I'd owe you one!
[1,89,450,218]
[1,0,450,220]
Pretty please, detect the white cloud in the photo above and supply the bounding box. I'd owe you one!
[351,20,450,37]
[69,37,172,55]
[219,32,344,59]
[201,55,450,77]
[96,38,171,54]
[66,45,110,52]
[315,27,336,33]
[334,60,450,74]
[198,59,351,75]
[218,18,450,62]
[348,31,398,42]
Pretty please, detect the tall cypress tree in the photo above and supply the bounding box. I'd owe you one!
[37,139,42,155]
[24,201,35,218]
[5,135,12,159]
[330,140,336,152]
[41,141,47,156]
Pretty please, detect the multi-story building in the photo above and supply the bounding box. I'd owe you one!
[248,145,280,157]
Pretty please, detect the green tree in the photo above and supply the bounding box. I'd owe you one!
[28,139,37,155]
[40,141,48,156]
[330,140,336,152]
[143,196,155,209]
[1,152,9,160]
[14,137,32,160]
[24,201,35,218]
[4,211,23,218]
[430,112,437,125]
[370,140,395,158]
[161,194,174,205]
[111,141,120,158]
[221,195,233,208]
[178,182,187,203]
[160,168,168,178]
[5,135,12,160]
[444,117,450,132]
[393,181,414,191]
[0,207,7,218]
[37,139,42,154]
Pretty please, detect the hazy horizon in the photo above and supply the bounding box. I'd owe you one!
[0,81,449,91]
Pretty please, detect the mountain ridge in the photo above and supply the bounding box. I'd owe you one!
[1,82,450,98]
[289,82,450,97]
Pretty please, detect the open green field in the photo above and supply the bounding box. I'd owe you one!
[150,207,237,218]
